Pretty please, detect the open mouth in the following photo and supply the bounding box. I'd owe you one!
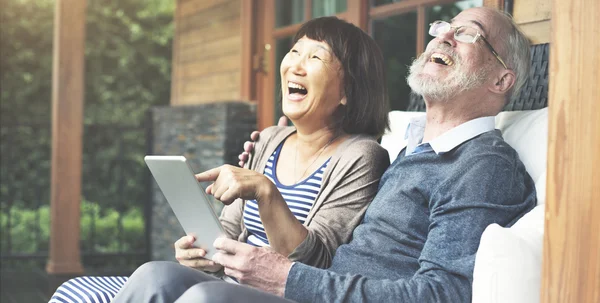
[288,81,308,97]
[430,53,454,66]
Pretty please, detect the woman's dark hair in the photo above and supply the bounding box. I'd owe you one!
[293,16,390,138]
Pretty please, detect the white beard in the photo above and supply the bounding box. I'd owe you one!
[407,45,491,101]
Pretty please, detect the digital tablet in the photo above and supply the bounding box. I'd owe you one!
[144,155,225,260]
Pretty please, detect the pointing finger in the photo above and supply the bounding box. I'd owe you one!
[195,167,222,182]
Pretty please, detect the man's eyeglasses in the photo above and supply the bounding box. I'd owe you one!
[428,20,508,69]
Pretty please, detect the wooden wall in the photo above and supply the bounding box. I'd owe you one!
[544,0,600,301]
[513,0,551,44]
[484,0,551,44]
[171,0,243,105]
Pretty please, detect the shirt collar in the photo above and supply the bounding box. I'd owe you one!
[405,115,496,155]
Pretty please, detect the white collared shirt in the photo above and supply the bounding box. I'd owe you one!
[404,116,496,156]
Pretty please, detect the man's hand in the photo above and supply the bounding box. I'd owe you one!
[195,165,276,204]
[174,234,222,272]
[212,238,292,296]
[238,116,289,167]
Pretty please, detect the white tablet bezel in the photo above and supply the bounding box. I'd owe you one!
[144,155,225,260]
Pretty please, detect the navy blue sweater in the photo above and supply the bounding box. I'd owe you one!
[285,129,537,302]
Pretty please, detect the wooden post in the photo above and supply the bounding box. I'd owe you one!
[346,0,368,31]
[46,0,86,275]
[482,0,504,10]
[240,0,255,101]
[542,0,600,302]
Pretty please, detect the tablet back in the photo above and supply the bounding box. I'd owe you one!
[144,155,225,260]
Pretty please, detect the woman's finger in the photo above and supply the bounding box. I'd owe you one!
[174,235,194,249]
[179,257,211,268]
[176,247,205,260]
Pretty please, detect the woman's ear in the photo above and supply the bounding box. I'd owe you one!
[340,96,347,105]
[491,70,516,95]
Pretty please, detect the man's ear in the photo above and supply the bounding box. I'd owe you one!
[490,70,516,95]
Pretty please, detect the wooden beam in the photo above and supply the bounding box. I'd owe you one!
[170,0,182,104]
[542,0,600,302]
[416,5,426,55]
[273,23,301,39]
[369,0,455,20]
[241,0,255,101]
[305,0,312,20]
[346,0,368,30]
[46,0,86,275]
[482,0,504,10]
[257,0,276,130]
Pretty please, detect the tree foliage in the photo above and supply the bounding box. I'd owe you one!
[1,0,174,267]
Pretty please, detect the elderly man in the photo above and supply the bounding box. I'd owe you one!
[114,7,536,303]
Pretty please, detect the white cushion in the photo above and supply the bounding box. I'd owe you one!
[495,108,548,205]
[475,109,548,303]
[382,109,548,303]
[380,111,424,163]
[472,204,545,303]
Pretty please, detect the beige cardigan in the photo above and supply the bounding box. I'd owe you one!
[219,126,390,269]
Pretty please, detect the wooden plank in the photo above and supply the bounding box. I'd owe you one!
[178,0,240,33]
[519,20,551,44]
[514,0,551,24]
[542,0,600,302]
[369,0,455,20]
[178,52,241,79]
[179,35,241,64]
[179,0,232,18]
[241,0,255,101]
[273,23,301,39]
[181,71,240,93]
[179,90,241,104]
[46,0,85,275]
[178,17,241,48]
[182,83,240,96]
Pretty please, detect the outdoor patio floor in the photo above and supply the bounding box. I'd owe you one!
[1,269,51,303]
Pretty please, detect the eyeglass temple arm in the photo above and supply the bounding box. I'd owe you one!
[480,36,508,69]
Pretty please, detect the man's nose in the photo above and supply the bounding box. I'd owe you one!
[436,29,457,47]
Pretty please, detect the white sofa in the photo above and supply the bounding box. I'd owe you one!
[380,109,548,303]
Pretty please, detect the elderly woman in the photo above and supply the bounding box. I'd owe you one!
[172,16,391,274]
[51,16,390,303]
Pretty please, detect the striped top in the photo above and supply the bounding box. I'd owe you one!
[243,142,330,247]
[50,276,128,303]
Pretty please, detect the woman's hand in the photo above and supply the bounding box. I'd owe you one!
[195,165,276,205]
[174,234,222,272]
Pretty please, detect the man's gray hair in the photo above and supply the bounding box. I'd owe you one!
[498,11,531,102]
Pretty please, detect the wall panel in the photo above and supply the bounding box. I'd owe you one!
[514,0,551,44]
[171,0,242,105]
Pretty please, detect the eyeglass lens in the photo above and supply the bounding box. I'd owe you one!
[429,21,478,43]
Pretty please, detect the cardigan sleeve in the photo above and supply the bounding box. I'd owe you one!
[287,138,390,268]
[218,198,244,240]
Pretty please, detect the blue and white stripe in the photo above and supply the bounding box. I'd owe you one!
[49,276,128,303]
[244,143,330,247]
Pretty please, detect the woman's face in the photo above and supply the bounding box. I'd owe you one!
[280,36,346,125]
